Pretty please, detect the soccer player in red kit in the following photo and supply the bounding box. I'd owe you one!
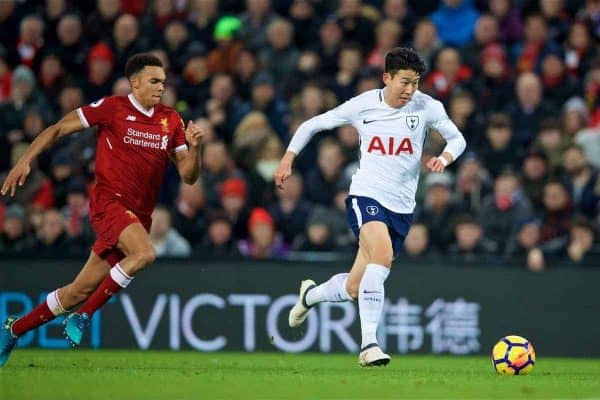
[0,53,204,365]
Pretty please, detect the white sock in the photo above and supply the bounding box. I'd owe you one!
[46,289,68,316]
[110,263,133,288]
[305,273,353,307]
[358,264,390,349]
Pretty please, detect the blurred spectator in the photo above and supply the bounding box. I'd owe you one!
[49,149,75,208]
[172,179,206,246]
[205,73,250,143]
[238,0,278,52]
[188,0,219,52]
[489,0,523,45]
[402,223,431,259]
[232,49,259,101]
[479,171,534,253]
[564,22,598,78]
[469,43,513,114]
[478,113,523,177]
[505,72,556,149]
[515,14,561,74]
[454,152,493,214]
[232,111,275,170]
[8,14,45,68]
[521,150,550,214]
[448,214,497,260]
[195,209,241,258]
[150,206,191,258]
[220,177,251,240]
[422,47,472,104]
[178,44,210,110]
[540,52,582,110]
[294,205,338,252]
[202,140,235,209]
[331,42,363,102]
[310,15,344,77]
[566,216,597,264]
[335,0,376,53]
[111,14,145,73]
[259,18,300,84]
[247,71,290,141]
[32,208,82,256]
[61,178,91,242]
[431,0,479,47]
[245,135,282,207]
[462,14,500,73]
[38,53,66,107]
[268,172,311,245]
[539,180,572,255]
[84,42,116,102]
[55,14,88,81]
[366,19,402,70]
[563,96,589,138]
[539,0,570,43]
[447,90,485,149]
[534,118,570,173]
[415,172,459,253]
[0,204,33,254]
[505,218,542,260]
[382,0,415,41]
[0,65,54,132]
[305,138,346,205]
[85,0,122,44]
[288,0,322,50]
[561,144,600,219]
[410,18,441,71]
[238,207,288,259]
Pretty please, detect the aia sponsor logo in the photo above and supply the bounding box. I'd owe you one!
[367,136,414,155]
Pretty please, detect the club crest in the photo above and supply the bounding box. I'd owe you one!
[406,115,419,130]
[366,205,379,216]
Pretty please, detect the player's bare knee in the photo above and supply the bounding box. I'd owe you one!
[132,247,156,270]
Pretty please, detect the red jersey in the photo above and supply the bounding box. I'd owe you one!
[76,94,187,217]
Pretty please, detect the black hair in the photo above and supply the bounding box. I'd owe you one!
[384,47,426,77]
[125,53,163,79]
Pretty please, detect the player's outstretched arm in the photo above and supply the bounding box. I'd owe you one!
[1,110,84,196]
[173,120,204,184]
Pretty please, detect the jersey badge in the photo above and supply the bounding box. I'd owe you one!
[160,117,169,133]
[406,115,419,131]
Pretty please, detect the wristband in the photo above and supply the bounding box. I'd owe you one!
[437,156,449,167]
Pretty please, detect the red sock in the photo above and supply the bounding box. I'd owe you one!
[12,303,56,336]
[78,264,132,316]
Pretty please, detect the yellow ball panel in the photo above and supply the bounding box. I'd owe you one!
[492,341,509,360]
[494,362,516,375]
[518,362,534,375]
[505,335,528,345]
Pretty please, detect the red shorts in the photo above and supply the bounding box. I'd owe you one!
[90,189,152,266]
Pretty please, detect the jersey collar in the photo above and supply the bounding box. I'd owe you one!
[128,93,154,118]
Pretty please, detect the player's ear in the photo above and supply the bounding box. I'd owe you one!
[382,72,392,85]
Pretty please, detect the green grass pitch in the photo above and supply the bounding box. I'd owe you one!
[1,350,600,399]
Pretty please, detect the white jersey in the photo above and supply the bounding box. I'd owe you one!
[287,89,466,213]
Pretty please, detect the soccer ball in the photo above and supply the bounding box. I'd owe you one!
[491,335,535,375]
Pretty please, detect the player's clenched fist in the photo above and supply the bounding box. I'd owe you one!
[1,161,31,197]
[426,156,446,173]
[185,120,204,148]
[274,151,295,190]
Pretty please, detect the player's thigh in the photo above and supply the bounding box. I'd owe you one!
[117,222,154,259]
[358,220,394,266]
[60,251,111,306]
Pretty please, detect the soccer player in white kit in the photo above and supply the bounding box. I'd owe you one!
[274,48,466,366]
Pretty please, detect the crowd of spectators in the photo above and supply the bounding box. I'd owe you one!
[1,0,600,270]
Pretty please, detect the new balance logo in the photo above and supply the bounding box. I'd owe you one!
[126,115,136,121]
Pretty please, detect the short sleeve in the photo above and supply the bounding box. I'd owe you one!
[76,97,114,128]
[171,115,188,154]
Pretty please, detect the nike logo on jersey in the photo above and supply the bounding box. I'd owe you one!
[363,290,382,294]
[363,119,377,124]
